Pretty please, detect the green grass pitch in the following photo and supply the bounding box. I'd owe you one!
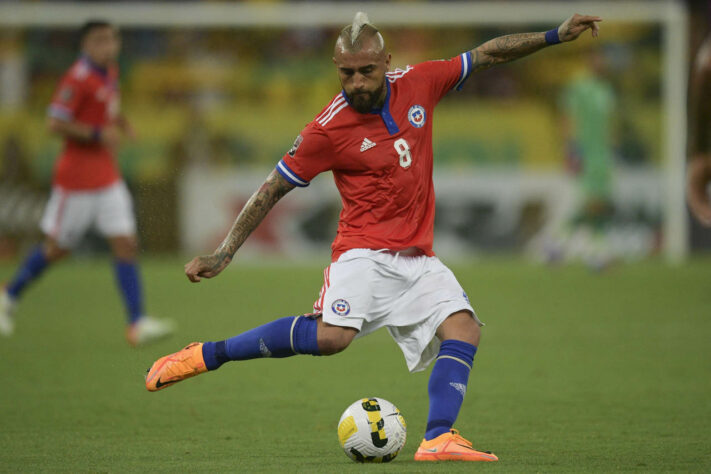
[1,256,710,472]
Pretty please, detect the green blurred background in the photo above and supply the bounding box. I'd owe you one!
[2,2,693,261]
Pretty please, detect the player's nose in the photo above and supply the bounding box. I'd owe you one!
[352,73,366,89]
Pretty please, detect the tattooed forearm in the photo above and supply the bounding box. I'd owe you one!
[212,169,294,267]
[471,32,547,71]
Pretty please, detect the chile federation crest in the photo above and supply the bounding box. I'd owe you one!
[408,105,426,128]
[331,299,351,316]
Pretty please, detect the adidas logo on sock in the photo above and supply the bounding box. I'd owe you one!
[360,138,376,152]
[259,338,272,357]
[450,382,467,398]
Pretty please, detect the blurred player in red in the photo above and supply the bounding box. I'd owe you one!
[0,20,173,345]
[687,33,711,226]
[146,12,600,461]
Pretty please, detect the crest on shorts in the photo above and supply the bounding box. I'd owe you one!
[331,299,350,316]
[408,105,426,128]
[288,134,303,157]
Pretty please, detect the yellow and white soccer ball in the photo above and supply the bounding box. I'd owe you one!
[337,397,407,463]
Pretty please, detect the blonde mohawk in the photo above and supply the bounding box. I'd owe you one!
[350,12,371,44]
[336,11,383,53]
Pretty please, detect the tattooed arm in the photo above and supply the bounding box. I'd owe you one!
[470,14,601,72]
[185,169,295,282]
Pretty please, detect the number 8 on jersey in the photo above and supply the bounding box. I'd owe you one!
[394,138,412,169]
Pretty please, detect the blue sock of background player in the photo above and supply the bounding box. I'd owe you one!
[6,245,144,325]
[201,315,321,367]
[114,260,144,324]
[5,245,50,300]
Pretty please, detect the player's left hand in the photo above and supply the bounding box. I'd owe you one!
[557,14,602,42]
[687,154,711,226]
[184,253,232,282]
[101,125,123,149]
[122,122,137,141]
[116,116,136,141]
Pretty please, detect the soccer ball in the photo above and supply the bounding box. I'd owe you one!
[337,397,407,463]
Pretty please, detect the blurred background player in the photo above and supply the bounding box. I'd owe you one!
[145,12,601,462]
[687,33,711,226]
[0,20,174,345]
[540,48,617,267]
[561,48,616,229]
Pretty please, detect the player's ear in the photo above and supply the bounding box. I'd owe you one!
[385,53,391,70]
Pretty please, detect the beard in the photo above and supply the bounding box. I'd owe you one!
[346,81,386,113]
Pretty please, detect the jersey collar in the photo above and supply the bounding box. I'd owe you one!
[341,81,400,136]
[80,55,109,78]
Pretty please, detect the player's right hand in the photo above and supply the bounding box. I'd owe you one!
[557,14,602,42]
[184,253,232,282]
[687,154,711,226]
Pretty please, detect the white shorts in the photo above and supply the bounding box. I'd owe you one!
[313,248,482,373]
[40,181,136,249]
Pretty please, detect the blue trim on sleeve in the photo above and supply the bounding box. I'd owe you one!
[276,160,309,187]
[454,51,473,91]
[458,54,465,85]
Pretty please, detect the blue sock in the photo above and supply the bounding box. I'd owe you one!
[424,340,478,440]
[6,246,49,299]
[201,315,320,371]
[113,260,144,324]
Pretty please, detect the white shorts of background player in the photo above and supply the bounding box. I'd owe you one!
[40,181,136,249]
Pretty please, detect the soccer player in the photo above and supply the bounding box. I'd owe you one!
[687,34,711,226]
[0,20,173,346]
[146,12,601,461]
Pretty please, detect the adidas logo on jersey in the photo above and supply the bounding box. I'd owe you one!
[360,138,376,152]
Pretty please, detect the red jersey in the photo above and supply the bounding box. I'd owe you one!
[277,52,473,261]
[47,57,121,190]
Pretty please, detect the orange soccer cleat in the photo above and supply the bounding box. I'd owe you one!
[145,342,208,392]
[414,429,499,462]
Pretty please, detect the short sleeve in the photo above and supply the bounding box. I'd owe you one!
[415,52,474,102]
[47,76,85,122]
[276,124,335,188]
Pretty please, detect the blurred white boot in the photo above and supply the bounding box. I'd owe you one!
[0,289,16,336]
[126,315,175,346]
